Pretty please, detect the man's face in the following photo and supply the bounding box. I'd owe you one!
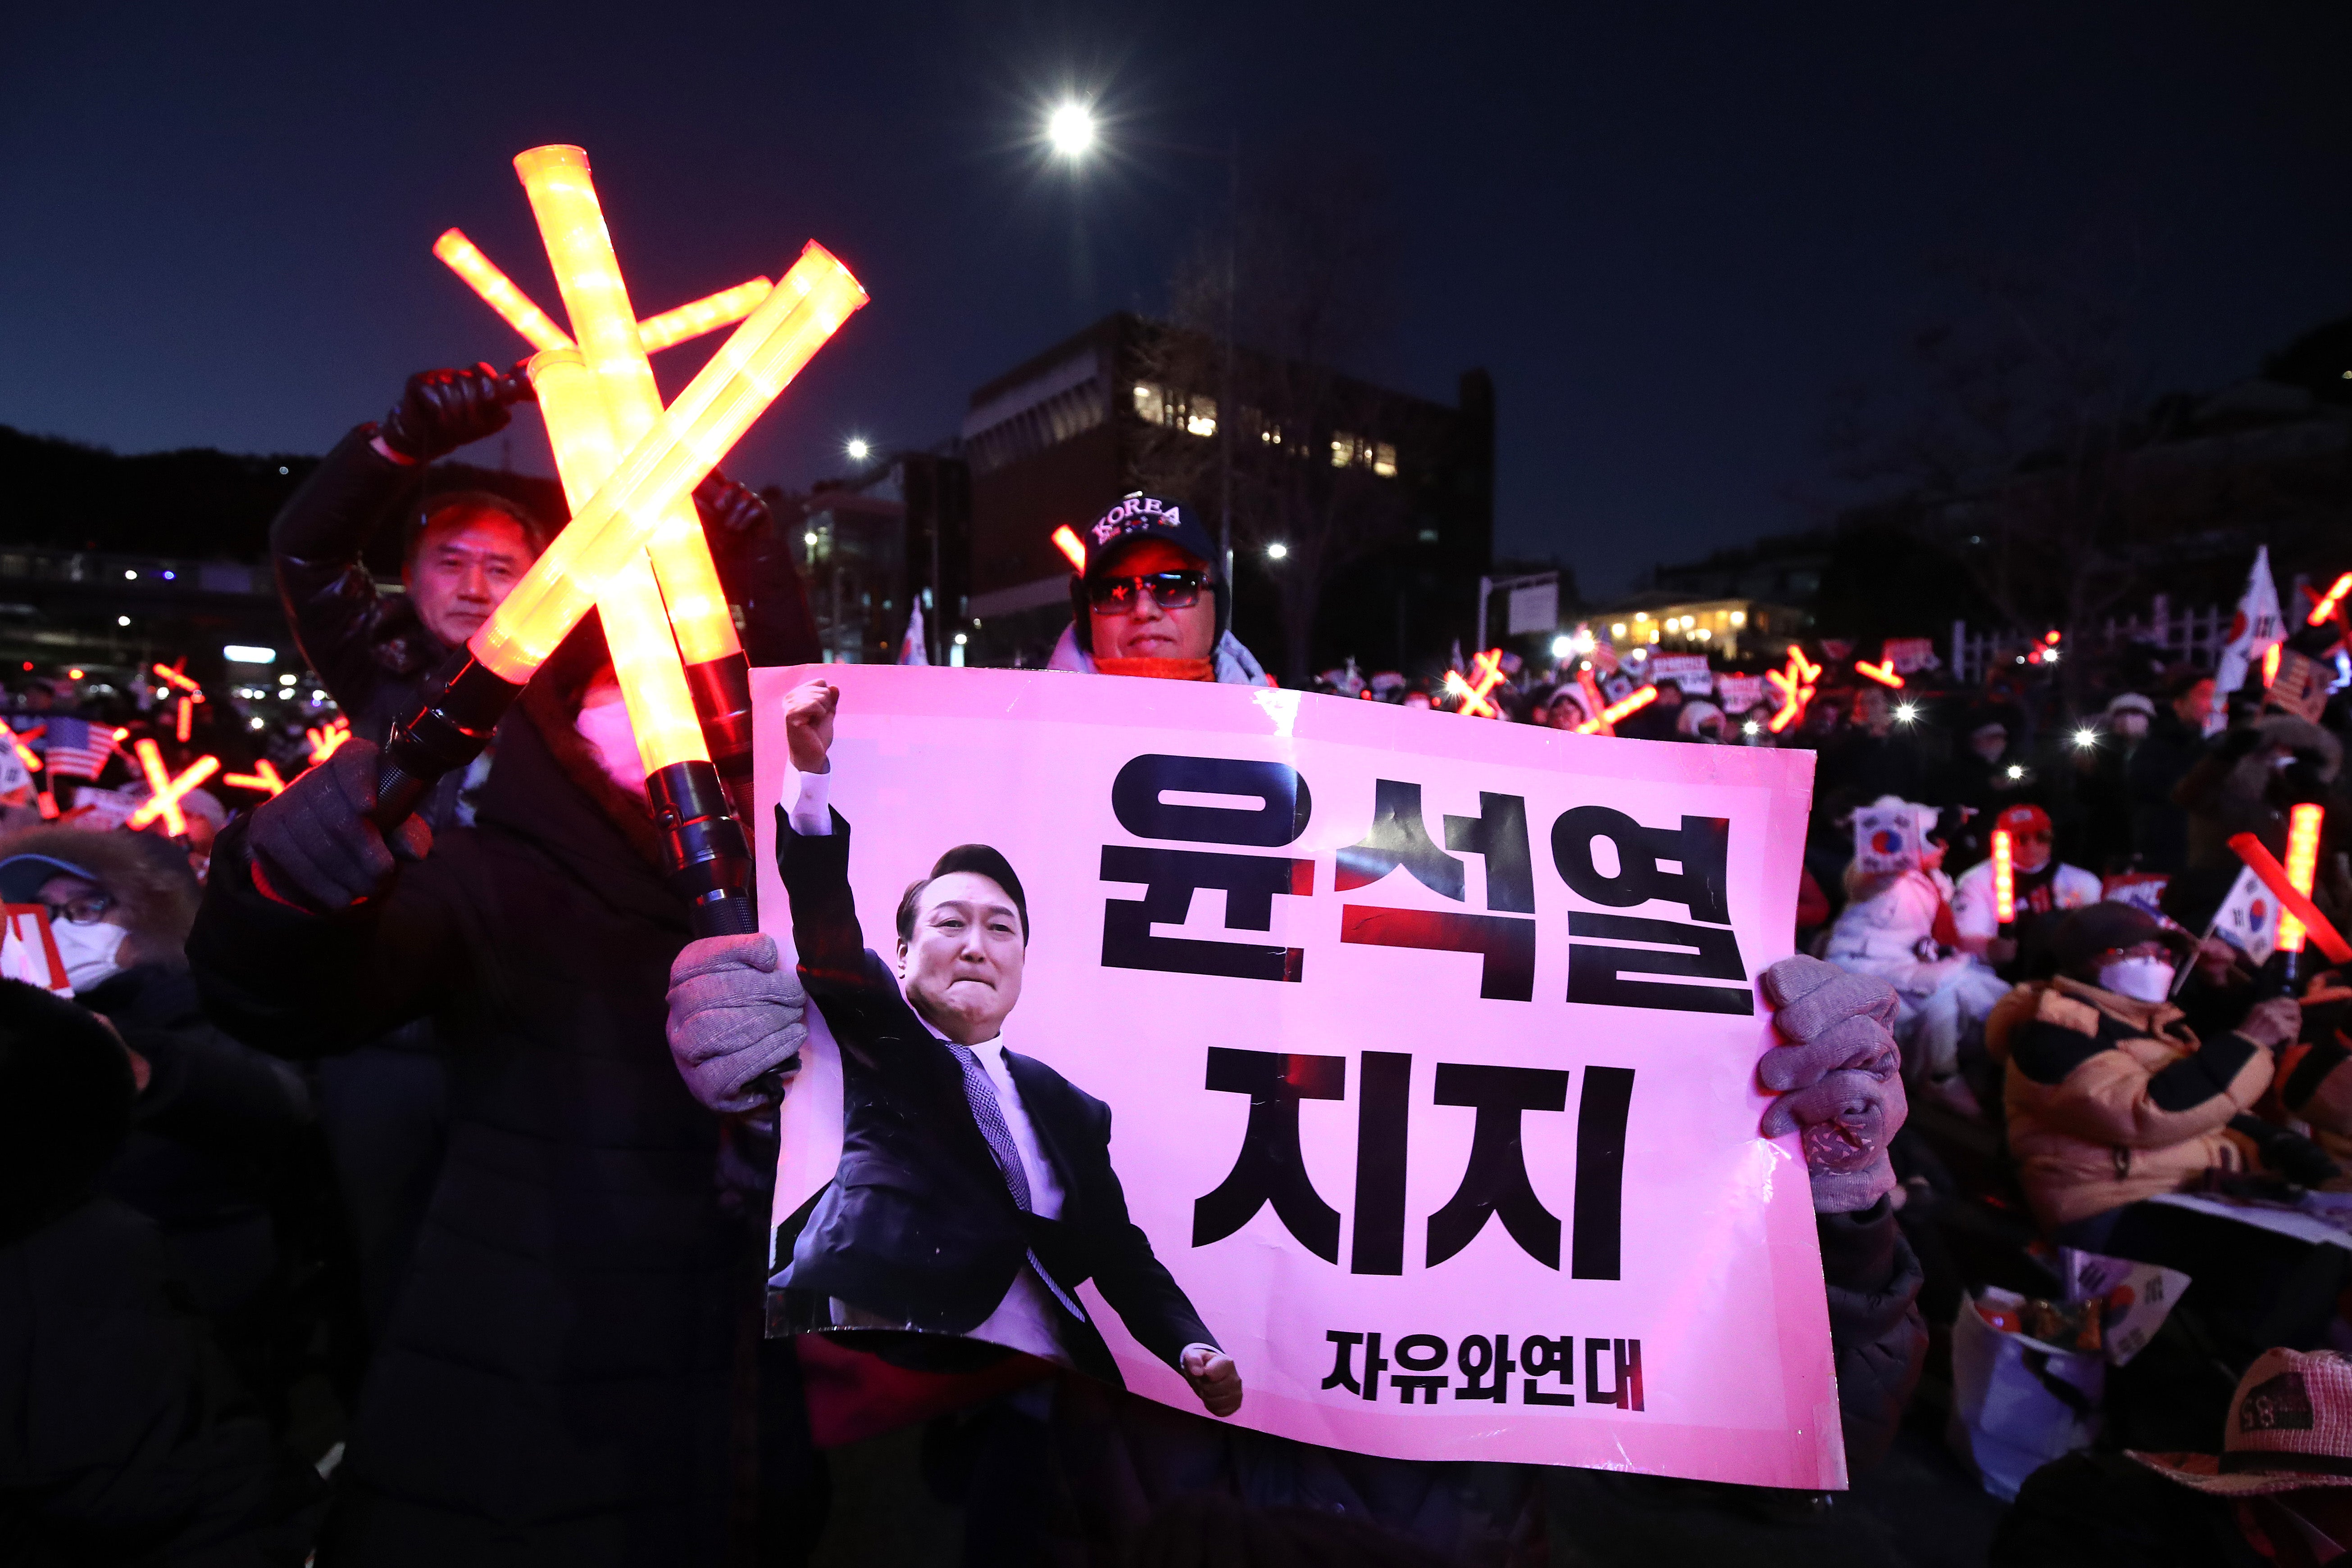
[2009,827,2053,874]
[1089,538,1217,662]
[896,871,1026,1045]
[1970,725,2008,764]
[2173,680,2216,727]
[404,510,536,649]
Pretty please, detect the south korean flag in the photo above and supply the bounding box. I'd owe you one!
[2211,864,2283,963]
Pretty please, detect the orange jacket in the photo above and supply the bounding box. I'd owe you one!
[1987,977,2272,1230]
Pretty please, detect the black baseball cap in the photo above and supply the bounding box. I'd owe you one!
[1082,493,1219,579]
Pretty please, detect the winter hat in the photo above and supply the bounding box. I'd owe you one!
[1675,701,1726,739]
[2048,901,2195,975]
[2134,1349,2352,1496]
[2106,693,2157,721]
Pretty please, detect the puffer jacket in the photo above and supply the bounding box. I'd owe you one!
[1987,977,2272,1230]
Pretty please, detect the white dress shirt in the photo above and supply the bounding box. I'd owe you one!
[785,764,1078,1363]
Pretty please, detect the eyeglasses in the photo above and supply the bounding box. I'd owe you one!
[44,892,112,926]
[1088,571,1208,613]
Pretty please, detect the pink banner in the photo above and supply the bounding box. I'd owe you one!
[760,665,1839,1488]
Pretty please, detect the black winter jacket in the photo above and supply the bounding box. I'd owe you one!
[187,676,753,1565]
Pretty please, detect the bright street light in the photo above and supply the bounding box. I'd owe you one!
[844,437,870,462]
[1046,101,1096,159]
[1265,541,1289,561]
[1550,634,1573,659]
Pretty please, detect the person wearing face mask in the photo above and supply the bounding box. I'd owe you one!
[1984,902,2314,1248]
[1948,804,2103,971]
[182,619,825,1567]
[0,827,315,1408]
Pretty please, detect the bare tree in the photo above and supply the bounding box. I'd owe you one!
[1129,159,1415,683]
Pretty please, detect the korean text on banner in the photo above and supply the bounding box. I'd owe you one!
[756,667,1835,1488]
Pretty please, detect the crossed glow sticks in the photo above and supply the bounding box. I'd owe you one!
[1443,649,1508,718]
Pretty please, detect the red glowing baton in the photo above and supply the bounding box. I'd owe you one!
[1855,659,1903,688]
[2277,804,2326,955]
[2230,824,2350,964]
[1576,683,1659,734]
[2308,572,2352,628]
[221,758,287,797]
[1991,828,2015,927]
[1051,525,1087,573]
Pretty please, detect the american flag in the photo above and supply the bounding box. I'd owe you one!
[41,717,119,780]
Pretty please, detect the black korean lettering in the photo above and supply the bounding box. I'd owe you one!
[1361,1332,1389,1400]
[1443,793,1534,913]
[1455,1334,1514,1403]
[1520,1334,1576,1406]
[1193,1049,1347,1262]
[1339,907,1535,1001]
[1321,1331,1365,1395]
[1101,846,1312,982]
[1587,1338,1645,1411]
[1350,1052,1413,1276]
[1425,1063,1569,1268]
[1565,913,1753,1015]
[1392,1334,1447,1404]
[1336,780,1465,901]
[1550,806,1733,924]
[1112,755,1311,846]
[1572,1067,1636,1282]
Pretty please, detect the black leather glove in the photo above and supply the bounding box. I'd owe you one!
[693,471,772,537]
[246,740,431,914]
[2231,1114,2343,1188]
[376,361,532,463]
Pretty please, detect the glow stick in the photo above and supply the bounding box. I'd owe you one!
[2264,643,2283,688]
[1575,683,1659,734]
[637,277,772,352]
[1991,829,2015,926]
[1051,525,1087,573]
[434,228,575,352]
[1444,648,1507,718]
[2231,828,2351,964]
[222,758,286,796]
[1855,659,1903,688]
[530,348,709,776]
[151,661,200,695]
[174,695,193,743]
[11,726,41,773]
[2279,804,2325,954]
[127,741,218,835]
[306,720,350,766]
[2310,572,2352,627]
[468,240,867,684]
[513,145,740,669]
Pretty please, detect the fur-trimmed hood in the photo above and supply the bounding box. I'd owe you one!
[0,825,199,960]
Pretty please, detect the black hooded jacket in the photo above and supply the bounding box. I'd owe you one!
[186,670,756,1565]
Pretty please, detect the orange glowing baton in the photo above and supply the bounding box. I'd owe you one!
[127,741,218,836]
[467,240,866,685]
[1576,684,1659,734]
[222,758,287,796]
[1991,828,2015,926]
[1855,659,1903,688]
[151,661,200,695]
[1051,525,1087,573]
[2279,803,2325,954]
[11,726,41,773]
[529,348,709,777]
[2264,643,2283,688]
[2309,572,2352,628]
[636,277,773,353]
[1444,649,1508,718]
[434,228,575,352]
[2230,827,2350,964]
[305,719,350,767]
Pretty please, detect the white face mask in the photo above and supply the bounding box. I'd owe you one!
[2097,955,2175,1003]
[573,695,648,797]
[52,918,128,994]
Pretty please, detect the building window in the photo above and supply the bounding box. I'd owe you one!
[1372,442,1398,478]
[1332,432,1359,468]
[1133,382,1166,425]
[1185,395,1217,438]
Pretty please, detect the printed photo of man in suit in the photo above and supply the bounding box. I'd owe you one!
[766,679,1242,1416]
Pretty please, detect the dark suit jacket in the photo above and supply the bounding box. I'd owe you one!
[774,807,1216,1386]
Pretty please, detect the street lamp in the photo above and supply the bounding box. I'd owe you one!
[1266,541,1288,561]
[1046,102,1095,160]
[845,437,870,463]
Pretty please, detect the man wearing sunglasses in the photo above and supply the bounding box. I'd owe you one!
[1046,493,1271,684]
[1950,803,2102,968]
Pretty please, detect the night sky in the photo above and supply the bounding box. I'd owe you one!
[5,2,2347,596]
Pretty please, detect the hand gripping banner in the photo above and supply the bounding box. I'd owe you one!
[759,666,1840,1488]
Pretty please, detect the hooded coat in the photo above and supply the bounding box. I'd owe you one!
[187,657,783,1565]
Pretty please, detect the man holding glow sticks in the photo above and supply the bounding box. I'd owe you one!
[182,232,867,1564]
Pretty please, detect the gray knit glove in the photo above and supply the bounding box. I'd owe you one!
[666,934,807,1114]
[1757,955,1906,1212]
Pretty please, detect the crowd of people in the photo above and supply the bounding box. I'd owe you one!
[4,358,2351,1567]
